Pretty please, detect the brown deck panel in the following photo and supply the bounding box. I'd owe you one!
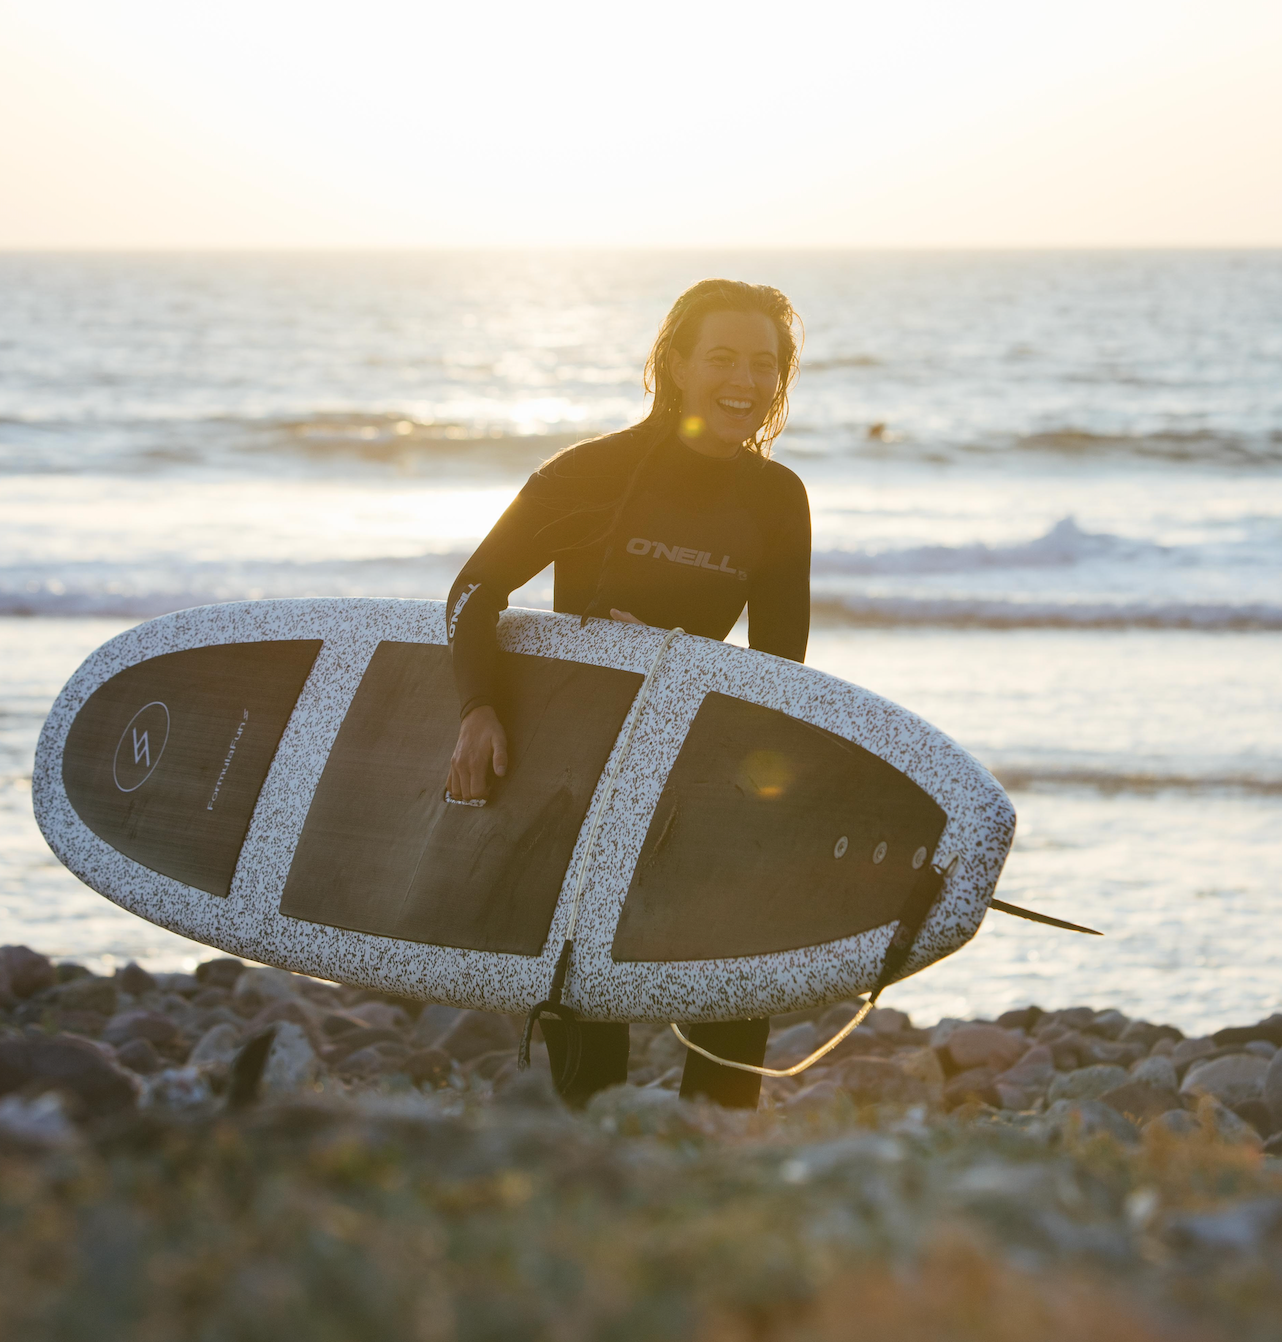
[280,643,642,955]
[62,640,322,898]
[611,692,948,961]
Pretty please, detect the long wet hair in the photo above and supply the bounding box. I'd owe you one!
[560,279,803,622]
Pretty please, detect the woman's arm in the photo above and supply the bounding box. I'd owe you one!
[445,486,561,800]
[746,469,811,663]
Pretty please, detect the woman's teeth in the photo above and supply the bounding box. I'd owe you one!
[718,399,752,414]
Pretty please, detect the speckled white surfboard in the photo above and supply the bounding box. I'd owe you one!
[32,599,1015,1023]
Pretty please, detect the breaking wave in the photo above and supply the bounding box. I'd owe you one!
[810,596,1282,631]
[811,517,1147,576]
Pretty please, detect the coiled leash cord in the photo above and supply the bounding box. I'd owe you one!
[518,626,686,1088]
[670,853,958,1078]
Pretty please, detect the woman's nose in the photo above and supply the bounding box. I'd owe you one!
[727,359,754,388]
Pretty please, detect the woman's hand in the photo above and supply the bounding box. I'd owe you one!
[609,609,644,624]
[448,705,508,802]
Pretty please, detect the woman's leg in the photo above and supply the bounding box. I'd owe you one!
[678,1018,770,1109]
[539,1019,630,1107]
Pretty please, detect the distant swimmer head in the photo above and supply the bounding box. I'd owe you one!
[645,279,803,458]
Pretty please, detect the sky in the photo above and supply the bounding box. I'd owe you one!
[0,0,1279,249]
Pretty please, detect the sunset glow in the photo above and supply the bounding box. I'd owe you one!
[2,0,1279,248]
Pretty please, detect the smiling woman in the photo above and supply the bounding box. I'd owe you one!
[443,279,811,1109]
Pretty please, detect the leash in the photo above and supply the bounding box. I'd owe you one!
[669,854,957,1078]
[518,626,685,1085]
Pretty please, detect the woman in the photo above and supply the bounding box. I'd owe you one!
[445,278,810,1108]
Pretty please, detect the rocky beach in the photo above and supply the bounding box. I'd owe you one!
[2,943,1280,1341]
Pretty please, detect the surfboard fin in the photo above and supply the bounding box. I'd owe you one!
[990,899,1102,936]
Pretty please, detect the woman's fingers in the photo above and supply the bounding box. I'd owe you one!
[491,730,508,779]
[609,608,643,624]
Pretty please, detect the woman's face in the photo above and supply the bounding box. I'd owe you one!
[670,310,781,455]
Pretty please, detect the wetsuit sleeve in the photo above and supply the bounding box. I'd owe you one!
[746,469,811,663]
[447,479,564,720]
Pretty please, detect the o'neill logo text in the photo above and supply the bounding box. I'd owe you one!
[626,537,746,580]
[112,702,171,793]
[448,582,480,639]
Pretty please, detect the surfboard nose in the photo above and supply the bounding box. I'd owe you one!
[59,640,321,897]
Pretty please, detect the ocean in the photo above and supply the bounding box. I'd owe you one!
[2,250,1279,1032]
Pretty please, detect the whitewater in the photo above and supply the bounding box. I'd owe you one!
[1,250,1279,1030]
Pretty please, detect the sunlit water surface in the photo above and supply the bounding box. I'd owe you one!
[1,252,1279,1032]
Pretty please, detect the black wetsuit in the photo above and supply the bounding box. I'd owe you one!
[447,426,812,1106]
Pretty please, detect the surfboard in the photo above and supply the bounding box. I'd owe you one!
[32,598,1016,1023]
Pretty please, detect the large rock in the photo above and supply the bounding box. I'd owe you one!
[116,962,158,997]
[764,1022,819,1067]
[116,1038,163,1075]
[0,1092,80,1151]
[411,1004,463,1049]
[188,1023,242,1068]
[232,967,301,1013]
[1180,1053,1268,1108]
[1129,1054,1178,1091]
[1150,1099,1263,1149]
[993,1044,1054,1110]
[940,1024,1026,1074]
[436,1010,518,1063]
[1265,1048,1282,1127]
[834,1057,934,1107]
[0,1033,137,1118]
[1170,1037,1216,1074]
[1085,1009,1129,1040]
[1045,1098,1140,1146]
[1119,1019,1182,1050]
[944,1066,1000,1110]
[1212,1013,1282,1049]
[785,1080,847,1115]
[864,1007,912,1035]
[259,1021,320,1094]
[103,1010,180,1048]
[53,975,118,1017]
[243,998,324,1049]
[195,958,245,991]
[346,1001,411,1032]
[0,946,55,1002]
[1047,1064,1128,1105]
[1100,1080,1180,1125]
